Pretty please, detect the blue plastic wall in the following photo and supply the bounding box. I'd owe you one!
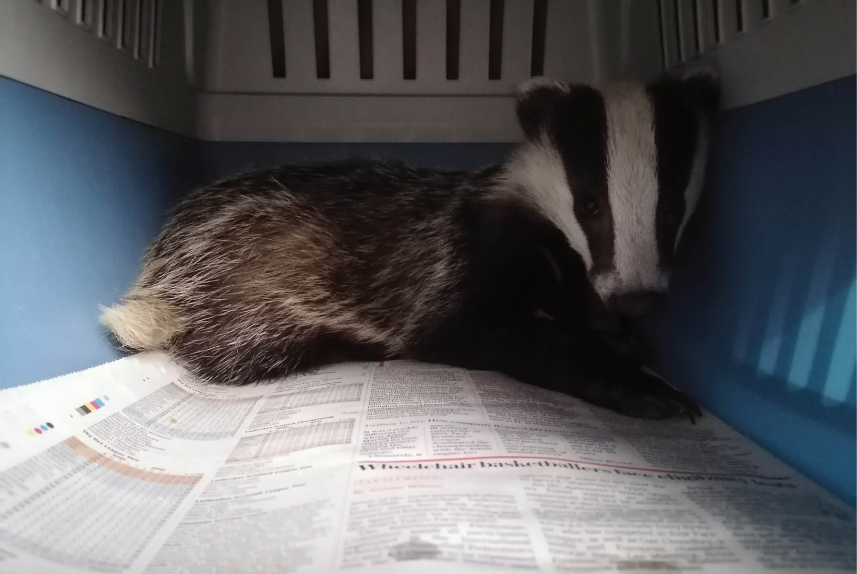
[0,77,201,388]
[647,76,856,504]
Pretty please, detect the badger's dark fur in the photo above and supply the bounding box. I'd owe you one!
[102,74,719,421]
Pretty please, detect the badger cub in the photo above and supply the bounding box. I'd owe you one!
[102,74,718,421]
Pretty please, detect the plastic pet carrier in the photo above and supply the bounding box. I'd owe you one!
[0,0,855,572]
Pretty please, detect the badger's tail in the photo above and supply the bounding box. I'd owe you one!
[100,288,182,351]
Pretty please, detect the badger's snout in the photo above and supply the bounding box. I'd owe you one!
[607,291,665,317]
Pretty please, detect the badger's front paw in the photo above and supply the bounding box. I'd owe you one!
[586,367,702,423]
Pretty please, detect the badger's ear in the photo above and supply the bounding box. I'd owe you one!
[681,64,721,120]
[515,77,567,139]
[648,64,721,121]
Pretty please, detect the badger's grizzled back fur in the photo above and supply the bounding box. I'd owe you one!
[103,164,487,382]
[102,73,719,420]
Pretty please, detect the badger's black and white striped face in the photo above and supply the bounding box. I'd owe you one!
[507,75,719,316]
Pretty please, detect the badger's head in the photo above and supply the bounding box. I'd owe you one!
[504,73,720,317]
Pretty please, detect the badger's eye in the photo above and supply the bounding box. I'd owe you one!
[582,198,600,217]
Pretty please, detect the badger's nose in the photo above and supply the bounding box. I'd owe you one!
[608,292,664,317]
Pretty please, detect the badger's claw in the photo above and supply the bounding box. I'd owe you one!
[617,369,701,423]
[583,367,701,423]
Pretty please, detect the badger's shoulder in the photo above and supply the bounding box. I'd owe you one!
[456,189,594,327]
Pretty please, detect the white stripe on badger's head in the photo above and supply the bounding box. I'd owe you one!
[676,121,710,250]
[501,135,593,270]
[594,83,666,300]
[508,73,720,316]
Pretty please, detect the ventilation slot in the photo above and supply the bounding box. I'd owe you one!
[691,0,701,55]
[99,0,115,39]
[129,0,144,58]
[446,0,460,80]
[402,0,416,80]
[134,0,145,59]
[148,0,161,67]
[762,0,771,20]
[52,0,69,14]
[656,0,667,69]
[736,0,745,32]
[117,0,134,51]
[357,0,373,80]
[313,0,330,79]
[487,0,504,80]
[530,0,547,76]
[712,0,721,44]
[77,0,93,28]
[267,0,286,78]
[673,0,684,62]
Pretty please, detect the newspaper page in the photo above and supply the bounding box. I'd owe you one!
[0,352,853,574]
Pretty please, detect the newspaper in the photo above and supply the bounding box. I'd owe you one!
[0,352,853,574]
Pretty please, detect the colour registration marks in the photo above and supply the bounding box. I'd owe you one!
[75,397,107,416]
